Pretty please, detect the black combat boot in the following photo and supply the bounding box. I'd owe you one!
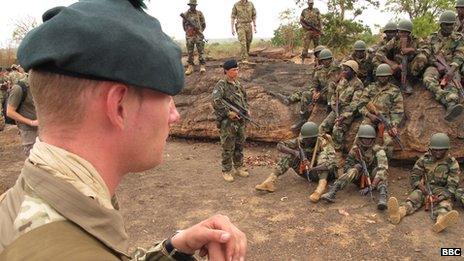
[377,184,388,211]
[321,183,341,203]
[444,103,464,121]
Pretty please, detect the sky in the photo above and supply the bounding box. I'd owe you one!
[0,0,397,47]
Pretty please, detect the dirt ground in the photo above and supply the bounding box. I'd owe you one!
[1,126,463,260]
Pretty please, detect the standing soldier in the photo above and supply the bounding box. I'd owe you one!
[212,59,250,182]
[291,49,341,131]
[300,0,322,64]
[346,40,375,86]
[231,0,256,63]
[319,60,364,155]
[455,0,464,33]
[374,19,428,94]
[255,122,337,203]
[358,64,404,156]
[422,11,464,121]
[182,0,206,75]
[388,133,460,233]
[321,125,390,210]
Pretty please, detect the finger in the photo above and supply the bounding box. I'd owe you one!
[207,242,227,261]
[199,246,208,257]
[233,228,247,261]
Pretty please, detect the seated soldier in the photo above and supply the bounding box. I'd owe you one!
[255,122,337,203]
[345,40,375,87]
[321,125,390,210]
[319,60,364,156]
[369,21,398,55]
[291,49,341,131]
[388,133,460,233]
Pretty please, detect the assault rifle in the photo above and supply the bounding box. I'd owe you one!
[355,147,374,202]
[399,37,411,93]
[366,102,405,150]
[297,139,311,182]
[180,13,207,42]
[221,99,260,127]
[300,19,321,35]
[436,53,464,98]
[306,86,328,115]
[422,174,437,219]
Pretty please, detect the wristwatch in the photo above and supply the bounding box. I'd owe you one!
[162,232,195,261]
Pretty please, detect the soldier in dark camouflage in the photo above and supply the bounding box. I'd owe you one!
[300,0,322,63]
[212,59,250,182]
[182,0,206,75]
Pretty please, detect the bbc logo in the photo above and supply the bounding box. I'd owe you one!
[441,248,461,256]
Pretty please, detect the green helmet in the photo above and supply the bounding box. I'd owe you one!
[188,0,197,5]
[397,19,413,32]
[357,125,377,138]
[318,49,333,60]
[429,133,450,149]
[439,11,457,24]
[314,45,326,54]
[375,63,393,76]
[300,122,319,138]
[456,0,464,8]
[383,21,397,32]
[353,40,367,51]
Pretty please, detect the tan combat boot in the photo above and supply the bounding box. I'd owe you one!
[200,65,206,73]
[222,170,234,182]
[309,179,327,203]
[255,174,277,192]
[185,64,194,75]
[432,210,459,233]
[387,197,407,224]
[235,166,249,177]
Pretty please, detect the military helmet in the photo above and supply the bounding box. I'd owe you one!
[383,21,397,32]
[429,133,450,149]
[342,60,359,74]
[318,49,333,60]
[456,0,464,8]
[300,122,319,138]
[314,45,326,54]
[375,63,393,76]
[439,11,457,24]
[357,125,377,138]
[188,0,197,5]
[397,19,413,33]
[353,40,367,51]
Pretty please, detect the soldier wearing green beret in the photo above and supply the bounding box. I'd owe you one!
[0,1,247,260]
[182,0,206,75]
[300,0,322,64]
[388,133,460,233]
[255,122,337,203]
[212,59,250,182]
[231,0,257,63]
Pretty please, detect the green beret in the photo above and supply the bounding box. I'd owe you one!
[18,0,184,96]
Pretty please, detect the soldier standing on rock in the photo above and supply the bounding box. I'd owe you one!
[422,11,464,121]
[321,125,390,210]
[255,122,337,203]
[300,0,322,64]
[388,133,460,233]
[231,0,256,64]
[182,0,206,75]
[212,59,250,182]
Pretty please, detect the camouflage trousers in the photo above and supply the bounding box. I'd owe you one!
[455,188,464,206]
[402,189,453,220]
[319,111,355,151]
[423,66,460,107]
[334,166,388,190]
[301,31,320,58]
[361,118,394,157]
[219,119,246,172]
[288,90,302,103]
[274,154,335,182]
[236,23,253,60]
[186,36,205,65]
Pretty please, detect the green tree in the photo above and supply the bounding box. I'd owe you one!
[271,9,304,51]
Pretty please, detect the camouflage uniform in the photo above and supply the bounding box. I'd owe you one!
[273,135,337,181]
[455,18,464,33]
[400,152,460,219]
[0,74,7,130]
[333,144,388,189]
[231,1,256,61]
[319,76,364,150]
[358,82,404,155]
[374,36,427,77]
[182,9,206,65]
[455,187,464,205]
[346,53,375,86]
[212,79,248,172]
[422,31,464,109]
[300,7,322,59]
[298,62,341,120]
